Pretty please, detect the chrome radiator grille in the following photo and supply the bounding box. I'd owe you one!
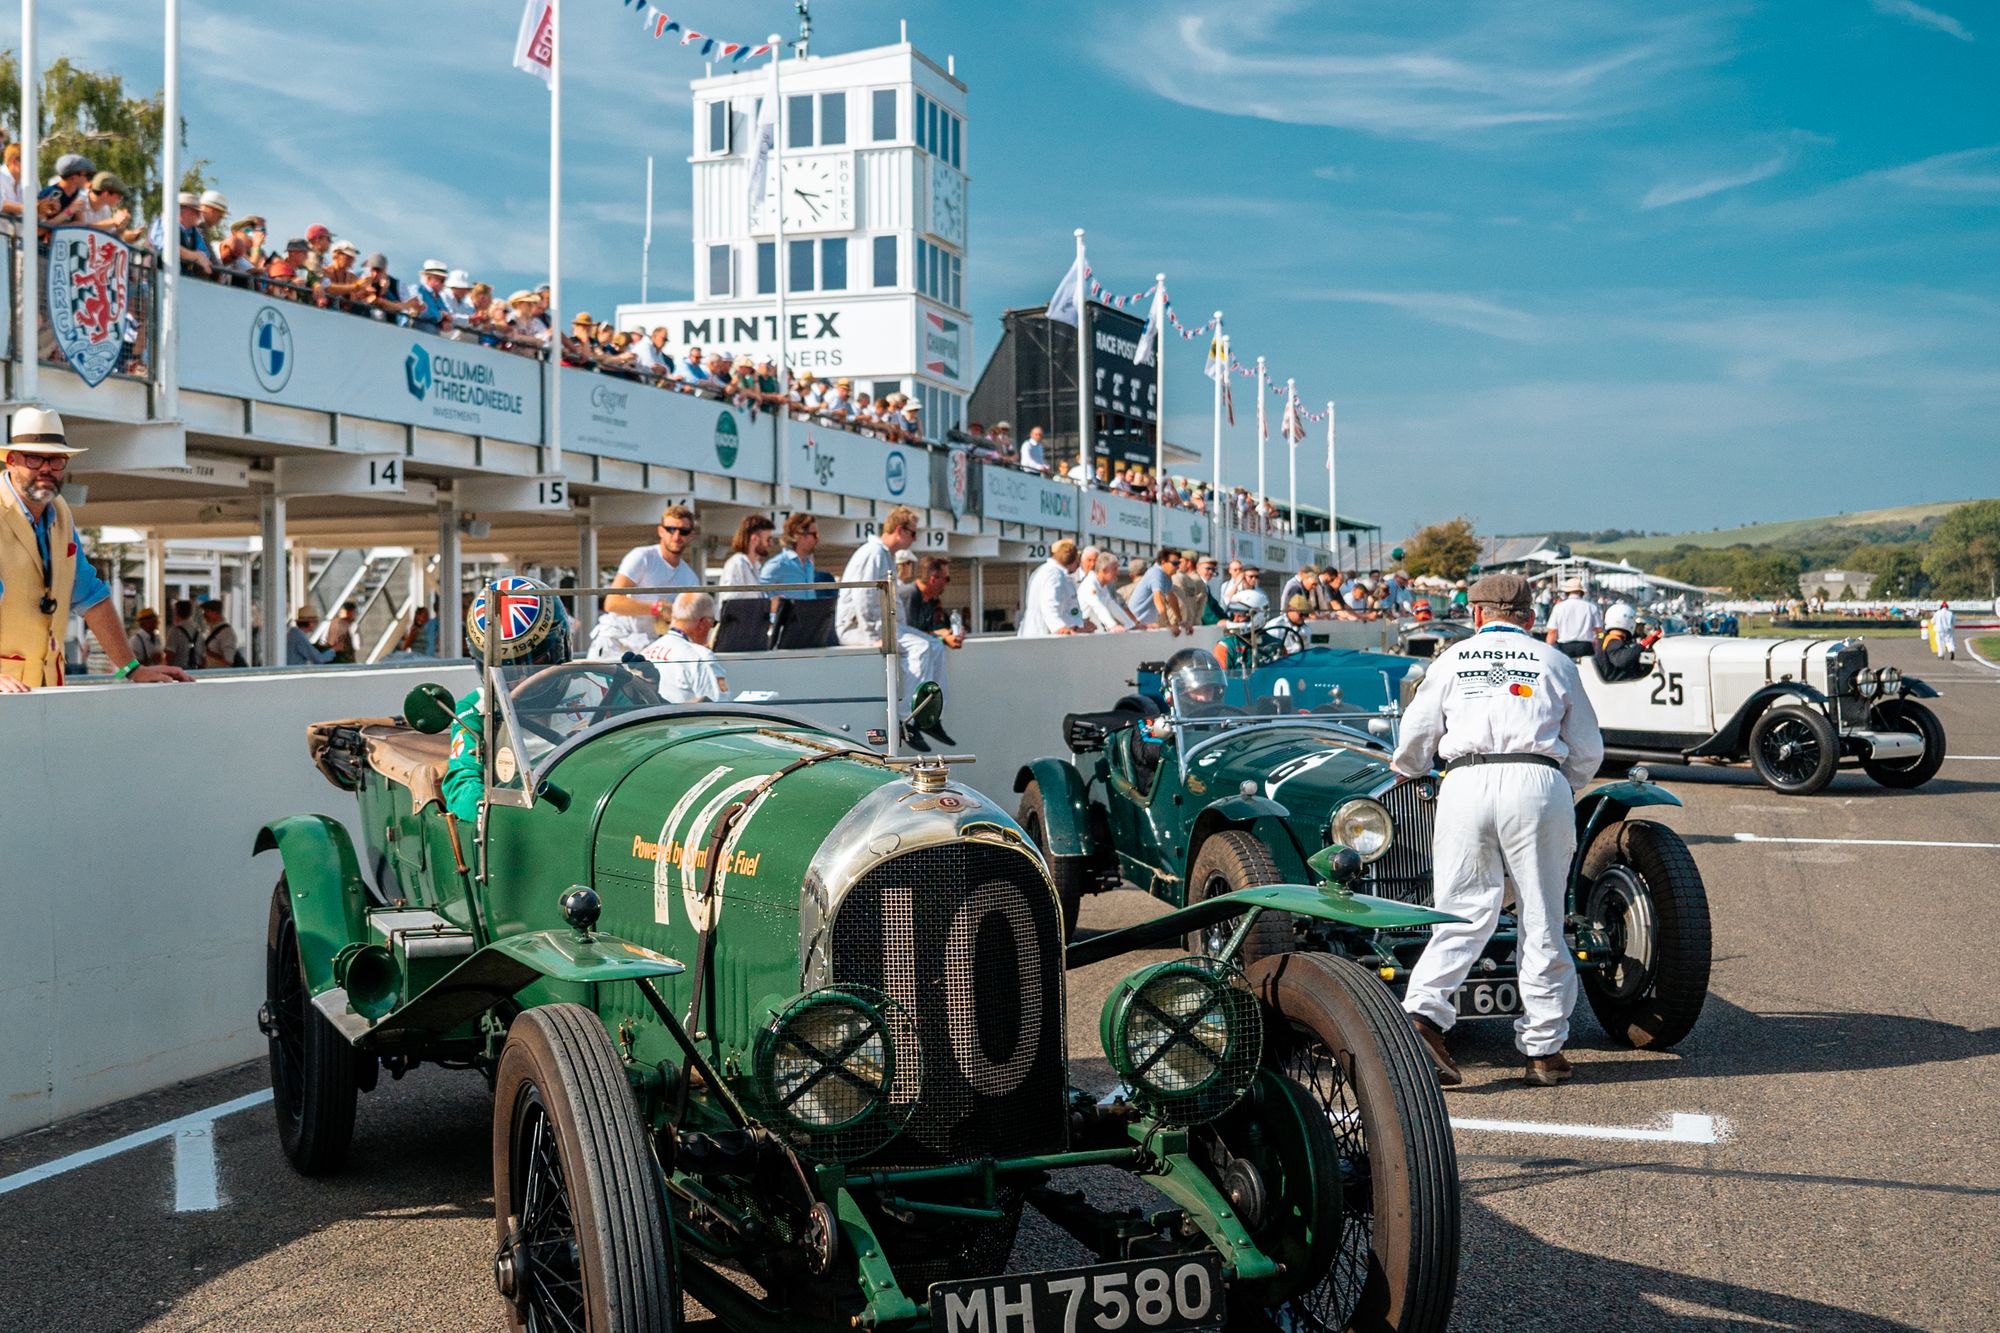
[1362,777,1437,906]
[829,843,1068,1163]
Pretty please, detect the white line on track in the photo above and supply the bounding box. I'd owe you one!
[1945,755,2000,761]
[174,1124,220,1212]
[0,1088,270,1201]
[1451,1112,1722,1144]
[1734,832,2000,850]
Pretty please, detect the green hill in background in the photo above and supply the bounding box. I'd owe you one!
[1577,499,1981,556]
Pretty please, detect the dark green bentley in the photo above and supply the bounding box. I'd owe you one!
[1016,651,1713,1051]
[254,583,1463,1333]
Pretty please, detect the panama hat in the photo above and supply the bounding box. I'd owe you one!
[8,407,86,456]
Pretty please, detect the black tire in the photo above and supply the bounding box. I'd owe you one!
[1240,953,1459,1333]
[1579,821,1711,1049]
[1860,699,1946,789]
[492,1004,678,1333]
[1185,830,1294,965]
[1747,704,1839,794]
[1018,779,1090,937]
[265,878,359,1176]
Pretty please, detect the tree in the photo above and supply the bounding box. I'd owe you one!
[0,51,208,224]
[1922,499,2000,599]
[1727,549,1805,598]
[1845,542,1927,598]
[1401,517,1482,581]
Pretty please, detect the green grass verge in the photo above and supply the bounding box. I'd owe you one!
[1971,635,2000,664]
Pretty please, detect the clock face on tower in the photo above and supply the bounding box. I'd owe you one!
[758,153,854,233]
[929,160,965,246]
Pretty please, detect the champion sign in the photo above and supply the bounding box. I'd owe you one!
[923,311,961,380]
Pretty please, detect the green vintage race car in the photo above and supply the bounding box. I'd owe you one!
[254,581,1463,1333]
[1017,651,1712,1050]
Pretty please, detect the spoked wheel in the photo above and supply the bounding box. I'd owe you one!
[1859,699,1946,790]
[264,878,359,1175]
[1185,831,1294,966]
[1017,779,1088,936]
[1579,821,1711,1049]
[493,1004,678,1333]
[1238,954,1458,1333]
[1747,704,1839,794]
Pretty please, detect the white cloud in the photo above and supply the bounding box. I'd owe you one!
[1876,145,2000,193]
[1640,154,1788,208]
[1308,289,1547,342]
[1099,0,1727,142]
[1869,0,1974,41]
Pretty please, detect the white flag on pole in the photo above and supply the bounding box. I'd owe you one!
[1045,252,1084,327]
[514,0,554,84]
[747,91,779,213]
[1204,330,1228,384]
[1131,282,1165,366]
[1281,387,1305,443]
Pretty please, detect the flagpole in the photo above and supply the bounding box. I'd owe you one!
[1327,400,1338,570]
[770,37,791,509]
[547,0,563,472]
[1254,356,1267,533]
[1210,316,1225,558]
[19,0,38,405]
[1073,229,1091,469]
[159,0,180,422]
[641,154,653,302]
[1151,273,1165,548]
[1286,378,1298,536]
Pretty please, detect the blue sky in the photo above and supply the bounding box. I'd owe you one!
[6,0,1995,539]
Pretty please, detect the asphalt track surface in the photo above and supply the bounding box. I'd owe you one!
[3,639,1995,1332]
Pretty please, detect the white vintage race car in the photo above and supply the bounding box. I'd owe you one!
[1578,635,1944,794]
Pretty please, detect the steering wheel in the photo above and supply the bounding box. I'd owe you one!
[506,661,664,745]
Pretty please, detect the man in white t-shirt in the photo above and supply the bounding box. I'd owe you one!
[590,503,703,658]
[1077,551,1141,632]
[1018,426,1050,474]
[1545,578,1603,659]
[642,592,729,703]
[837,505,949,748]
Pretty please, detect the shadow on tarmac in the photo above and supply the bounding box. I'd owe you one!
[1458,1178,1930,1331]
[1618,762,2000,797]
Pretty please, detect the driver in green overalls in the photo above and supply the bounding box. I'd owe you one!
[443,577,572,821]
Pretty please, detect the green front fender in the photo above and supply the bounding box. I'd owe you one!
[1067,883,1463,969]
[1574,780,1681,841]
[1188,795,1314,885]
[254,814,370,997]
[1014,756,1095,858]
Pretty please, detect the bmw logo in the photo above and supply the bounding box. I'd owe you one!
[249,307,293,392]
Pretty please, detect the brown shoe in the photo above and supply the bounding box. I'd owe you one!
[1410,1014,1462,1086]
[1523,1052,1573,1087]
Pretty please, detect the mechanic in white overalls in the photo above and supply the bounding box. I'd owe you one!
[1933,602,1955,661]
[1390,573,1605,1087]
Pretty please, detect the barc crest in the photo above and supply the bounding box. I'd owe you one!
[44,227,131,389]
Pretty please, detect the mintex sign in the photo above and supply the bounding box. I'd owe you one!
[633,297,913,378]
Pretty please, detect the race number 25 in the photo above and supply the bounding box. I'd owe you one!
[1649,671,1684,706]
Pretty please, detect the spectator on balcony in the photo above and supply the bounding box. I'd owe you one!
[560,313,598,364]
[443,270,477,323]
[213,229,257,276]
[286,609,336,666]
[989,421,1016,464]
[626,325,666,376]
[506,290,550,344]
[1126,548,1183,630]
[320,242,366,302]
[879,394,914,440]
[356,253,421,322]
[271,237,313,287]
[196,189,229,239]
[719,514,777,603]
[1019,426,1050,474]
[407,260,452,328]
[1019,540,1091,637]
[762,511,824,598]
[37,154,94,230]
[1065,454,1089,484]
[403,606,439,656]
[748,356,784,408]
[1112,468,1137,497]
[821,378,855,422]
[902,400,924,442]
[81,172,143,244]
[641,591,728,704]
[302,224,333,276]
[677,344,714,388]
[230,216,269,268]
[1279,564,1319,611]
[593,503,702,658]
[1074,545,1100,588]
[1175,552,1212,626]
[1079,551,1142,632]
[0,144,23,223]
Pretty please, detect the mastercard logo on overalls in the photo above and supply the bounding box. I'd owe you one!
[1509,682,1534,697]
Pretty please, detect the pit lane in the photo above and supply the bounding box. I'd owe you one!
[3,639,1994,1332]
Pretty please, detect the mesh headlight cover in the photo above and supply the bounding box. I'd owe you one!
[1103,957,1262,1126]
[753,987,920,1160]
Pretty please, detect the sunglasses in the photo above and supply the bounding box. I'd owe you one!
[10,453,67,472]
[660,524,693,535]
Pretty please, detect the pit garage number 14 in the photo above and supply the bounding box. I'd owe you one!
[931,1254,1225,1333]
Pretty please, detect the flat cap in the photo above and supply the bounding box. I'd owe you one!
[1468,573,1531,608]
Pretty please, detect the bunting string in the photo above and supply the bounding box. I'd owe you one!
[617,0,774,60]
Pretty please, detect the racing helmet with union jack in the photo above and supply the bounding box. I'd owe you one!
[467,576,571,665]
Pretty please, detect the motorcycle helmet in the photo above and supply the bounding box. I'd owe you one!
[467,576,571,665]
[1164,648,1226,709]
[1604,602,1637,634]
